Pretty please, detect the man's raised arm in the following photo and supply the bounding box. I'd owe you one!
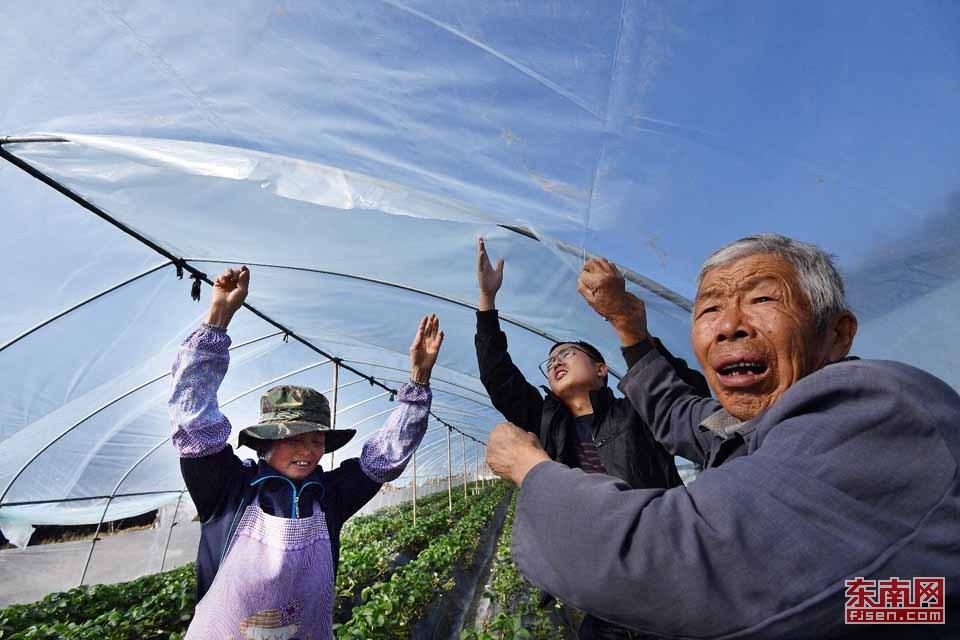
[577,258,718,463]
[474,237,544,433]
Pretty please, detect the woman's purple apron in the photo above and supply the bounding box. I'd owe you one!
[186,500,334,640]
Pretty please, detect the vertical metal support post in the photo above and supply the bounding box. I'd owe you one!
[478,441,486,487]
[329,361,339,469]
[159,489,186,572]
[461,433,468,499]
[80,496,113,585]
[412,449,418,525]
[474,442,480,492]
[446,427,453,512]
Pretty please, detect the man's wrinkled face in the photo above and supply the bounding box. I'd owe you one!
[264,431,326,481]
[692,254,840,421]
[544,344,606,397]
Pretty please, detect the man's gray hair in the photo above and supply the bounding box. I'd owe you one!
[697,234,848,331]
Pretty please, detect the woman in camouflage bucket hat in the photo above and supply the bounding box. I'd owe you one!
[169,266,444,639]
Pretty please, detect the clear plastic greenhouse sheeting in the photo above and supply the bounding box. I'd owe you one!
[1,2,957,295]
[0,0,958,600]
[0,498,195,607]
[0,136,701,537]
[0,275,510,528]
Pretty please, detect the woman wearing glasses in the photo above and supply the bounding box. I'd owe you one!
[474,238,711,640]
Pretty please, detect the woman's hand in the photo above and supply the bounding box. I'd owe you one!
[409,314,444,385]
[205,266,249,329]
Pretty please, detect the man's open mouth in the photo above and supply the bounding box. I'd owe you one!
[555,369,567,380]
[292,460,313,468]
[714,357,769,387]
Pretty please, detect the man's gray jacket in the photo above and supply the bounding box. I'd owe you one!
[511,341,960,639]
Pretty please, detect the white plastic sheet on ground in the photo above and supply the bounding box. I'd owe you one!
[1,0,958,597]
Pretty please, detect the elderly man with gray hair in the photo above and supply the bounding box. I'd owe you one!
[486,234,959,639]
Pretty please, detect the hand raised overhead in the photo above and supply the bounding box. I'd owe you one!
[577,258,650,345]
[409,314,444,385]
[206,266,250,329]
[476,237,504,311]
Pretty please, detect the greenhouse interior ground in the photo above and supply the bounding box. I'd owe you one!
[1,2,959,639]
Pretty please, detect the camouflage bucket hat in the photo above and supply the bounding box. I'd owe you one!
[238,385,356,453]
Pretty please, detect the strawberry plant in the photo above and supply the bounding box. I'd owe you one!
[336,483,511,640]
[460,496,561,640]
[0,564,195,640]
[336,483,488,616]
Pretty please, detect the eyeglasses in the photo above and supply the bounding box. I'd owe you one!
[538,345,593,379]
